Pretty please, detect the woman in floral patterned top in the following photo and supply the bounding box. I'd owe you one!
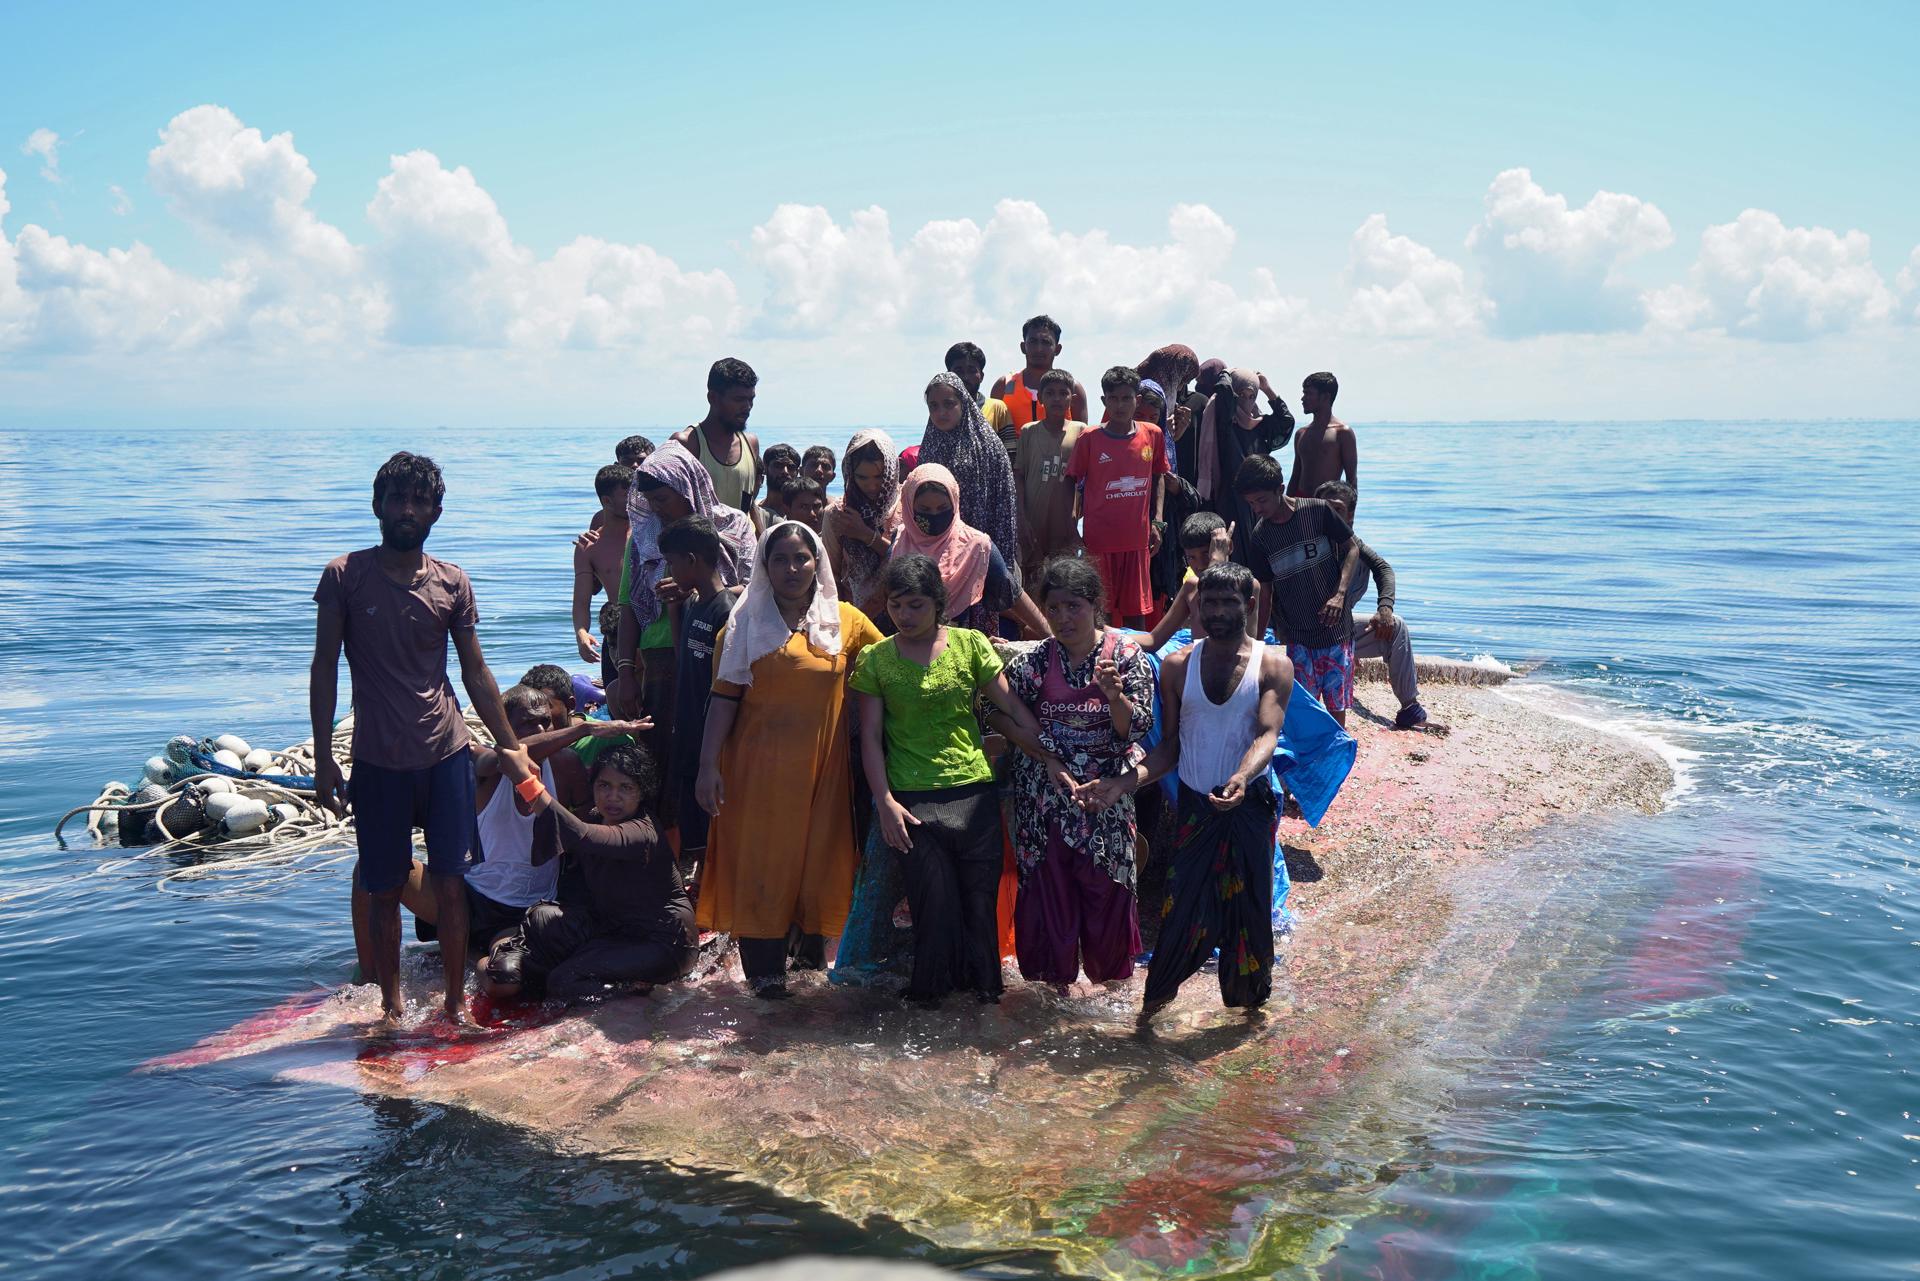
[986,557,1156,989]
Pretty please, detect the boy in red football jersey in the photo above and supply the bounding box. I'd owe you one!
[1067,366,1170,628]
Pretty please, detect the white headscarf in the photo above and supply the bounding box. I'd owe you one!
[715,520,843,688]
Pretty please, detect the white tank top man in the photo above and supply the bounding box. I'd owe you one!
[1116,563,1291,1023]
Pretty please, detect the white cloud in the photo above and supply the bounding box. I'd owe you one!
[10,224,247,352]
[1888,244,1919,325]
[0,169,24,341]
[1655,210,1895,340]
[148,105,355,275]
[22,129,61,183]
[364,150,527,345]
[518,236,739,349]
[1344,213,1486,337]
[363,149,735,350]
[747,198,1303,355]
[109,184,133,216]
[1468,167,1673,336]
[748,204,908,336]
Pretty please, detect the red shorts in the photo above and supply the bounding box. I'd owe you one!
[1089,548,1152,618]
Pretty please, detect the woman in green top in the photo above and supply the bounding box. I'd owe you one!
[850,554,1068,1004]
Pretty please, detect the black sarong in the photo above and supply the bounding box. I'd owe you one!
[1142,780,1278,1009]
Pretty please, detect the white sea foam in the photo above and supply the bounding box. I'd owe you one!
[1491,680,1703,803]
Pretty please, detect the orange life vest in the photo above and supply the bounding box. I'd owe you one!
[1001,370,1042,427]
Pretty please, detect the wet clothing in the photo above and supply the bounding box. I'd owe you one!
[1178,637,1268,795]
[467,760,561,908]
[1002,632,1155,986]
[1247,498,1356,650]
[699,603,884,942]
[849,628,1002,792]
[671,588,737,850]
[313,548,476,772]
[1002,633,1153,888]
[349,745,477,895]
[499,805,695,1001]
[893,780,1005,1001]
[1288,640,1356,714]
[416,876,531,951]
[1143,780,1279,1010]
[1014,830,1140,984]
[513,898,696,1001]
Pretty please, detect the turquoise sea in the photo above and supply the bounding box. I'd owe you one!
[1,421,1915,1278]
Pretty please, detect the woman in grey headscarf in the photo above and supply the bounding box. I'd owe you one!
[916,370,1021,595]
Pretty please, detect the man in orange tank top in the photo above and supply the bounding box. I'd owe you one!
[991,315,1090,434]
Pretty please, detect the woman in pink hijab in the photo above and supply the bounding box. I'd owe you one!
[889,463,1048,638]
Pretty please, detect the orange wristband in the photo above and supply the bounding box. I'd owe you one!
[514,775,546,803]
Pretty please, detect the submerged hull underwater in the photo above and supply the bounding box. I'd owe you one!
[149,676,1671,1277]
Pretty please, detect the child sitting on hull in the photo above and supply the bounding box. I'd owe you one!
[482,743,697,1003]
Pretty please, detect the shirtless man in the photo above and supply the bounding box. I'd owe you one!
[573,464,630,668]
[1091,563,1291,1022]
[671,358,764,527]
[1286,371,1357,507]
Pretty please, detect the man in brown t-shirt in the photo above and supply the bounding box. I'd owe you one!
[311,451,533,1025]
[1012,368,1085,591]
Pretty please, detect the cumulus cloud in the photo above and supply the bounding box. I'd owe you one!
[365,149,735,349]
[1344,214,1486,337]
[1898,246,1920,324]
[1468,167,1673,337]
[1653,210,1895,340]
[11,225,247,352]
[22,129,61,183]
[149,106,354,274]
[747,198,1302,352]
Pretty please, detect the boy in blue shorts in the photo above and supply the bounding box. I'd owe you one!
[1233,453,1364,726]
[311,451,533,1024]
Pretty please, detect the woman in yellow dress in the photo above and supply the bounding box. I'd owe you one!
[694,520,883,997]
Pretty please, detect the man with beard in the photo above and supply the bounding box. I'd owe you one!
[671,358,764,526]
[1094,563,1290,1024]
[311,451,534,1025]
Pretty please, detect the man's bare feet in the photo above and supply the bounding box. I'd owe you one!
[379,999,406,1025]
[441,998,473,1027]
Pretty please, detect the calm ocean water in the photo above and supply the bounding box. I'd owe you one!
[1,421,1915,1279]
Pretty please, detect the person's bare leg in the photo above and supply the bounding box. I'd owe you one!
[432,872,471,1024]
[398,860,437,925]
[367,885,406,1021]
[350,876,377,984]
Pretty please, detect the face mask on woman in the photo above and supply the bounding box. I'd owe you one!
[914,508,955,536]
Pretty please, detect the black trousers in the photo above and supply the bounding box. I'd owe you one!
[1143,782,1278,1010]
[893,780,1004,1001]
[515,900,696,1002]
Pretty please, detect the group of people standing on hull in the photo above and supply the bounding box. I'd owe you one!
[310,313,1435,1029]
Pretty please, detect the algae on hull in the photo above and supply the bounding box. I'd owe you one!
[158,678,1672,1278]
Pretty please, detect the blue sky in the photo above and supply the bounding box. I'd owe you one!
[2,1,1916,425]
